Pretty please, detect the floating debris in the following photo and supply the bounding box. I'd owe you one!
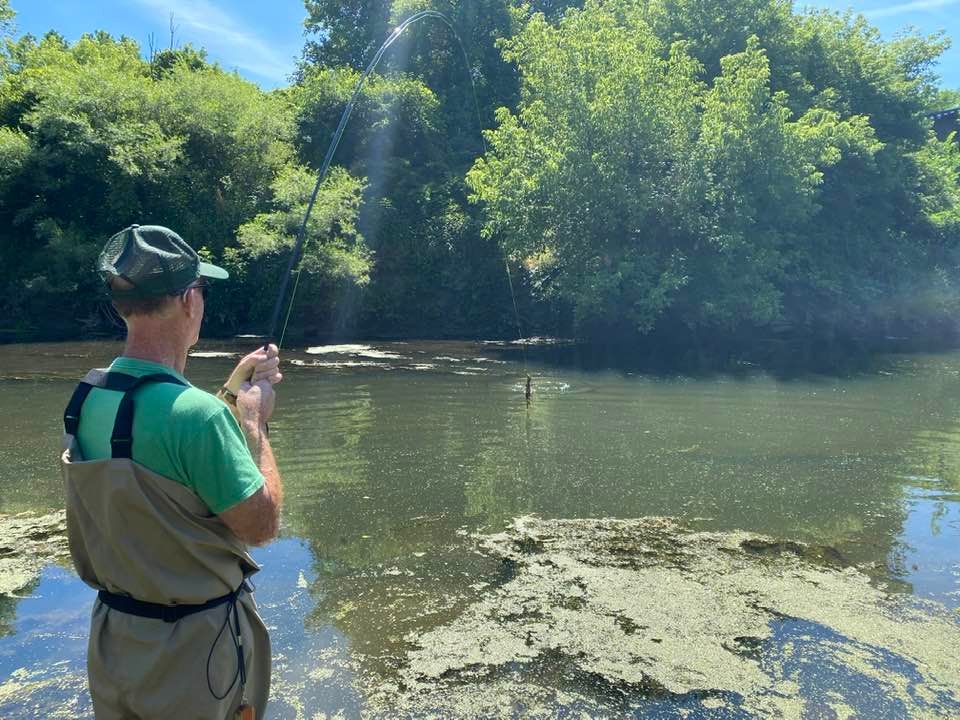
[0,665,88,719]
[188,351,238,359]
[306,345,406,360]
[290,359,392,369]
[482,337,574,347]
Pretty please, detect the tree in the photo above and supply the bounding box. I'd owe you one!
[468,0,958,340]
[932,88,960,110]
[301,0,393,70]
[296,3,531,338]
[223,166,370,336]
[0,32,294,336]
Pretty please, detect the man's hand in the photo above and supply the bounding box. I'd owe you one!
[224,344,282,396]
[237,379,276,431]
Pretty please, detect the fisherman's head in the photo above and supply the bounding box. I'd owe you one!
[98,224,228,344]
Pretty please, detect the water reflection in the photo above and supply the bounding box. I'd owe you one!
[0,341,958,716]
[759,619,959,718]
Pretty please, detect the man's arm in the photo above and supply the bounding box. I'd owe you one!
[219,419,282,546]
[218,353,283,546]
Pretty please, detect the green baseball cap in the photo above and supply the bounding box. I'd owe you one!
[98,224,228,298]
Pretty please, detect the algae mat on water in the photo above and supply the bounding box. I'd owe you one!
[3,511,959,717]
[0,511,68,598]
[377,516,960,718]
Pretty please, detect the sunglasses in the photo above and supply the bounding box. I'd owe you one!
[181,282,210,300]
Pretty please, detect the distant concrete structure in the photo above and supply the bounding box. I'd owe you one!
[929,107,959,141]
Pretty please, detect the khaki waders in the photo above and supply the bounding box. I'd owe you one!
[62,370,271,720]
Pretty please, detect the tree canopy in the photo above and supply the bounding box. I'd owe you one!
[468,0,960,340]
[0,0,957,348]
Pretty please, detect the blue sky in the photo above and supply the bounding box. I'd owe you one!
[10,0,960,91]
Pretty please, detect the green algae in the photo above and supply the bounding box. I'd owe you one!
[374,516,960,718]
[0,511,69,598]
[3,510,959,717]
[0,665,88,719]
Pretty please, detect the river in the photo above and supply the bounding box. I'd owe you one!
[0,339,958,717]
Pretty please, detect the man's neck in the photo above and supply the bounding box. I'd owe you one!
[123,327,188,375]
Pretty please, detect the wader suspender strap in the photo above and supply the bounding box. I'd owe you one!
[108,373,186,458]
[63,371,187,451]
[64,383,96,437]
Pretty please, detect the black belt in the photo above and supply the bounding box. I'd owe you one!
[98,584,246,623]
[98,582,252,701]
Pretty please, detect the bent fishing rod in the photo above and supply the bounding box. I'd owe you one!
[263,10,479,350]
[260,10,531,401]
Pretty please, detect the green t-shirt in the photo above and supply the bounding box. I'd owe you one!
[75,357,264,514]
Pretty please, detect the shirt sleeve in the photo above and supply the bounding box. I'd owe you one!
[181,405,265,514]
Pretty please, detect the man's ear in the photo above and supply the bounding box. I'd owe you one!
[182,289,201,319]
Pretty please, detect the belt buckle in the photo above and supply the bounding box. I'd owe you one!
[160,604,180,623]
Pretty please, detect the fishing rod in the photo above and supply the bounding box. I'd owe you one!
[262,10,532,399]
[264,10,481,349]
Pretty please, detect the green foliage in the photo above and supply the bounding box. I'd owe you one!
[148,45,208,79]
[469,0,960,339]
[222,166,370,335]
[0,0,13,36]
[296,7,525,338]
[0,31,300,336]
[301,0,393,69]
[934,88,960,110]
[0,0,958,347]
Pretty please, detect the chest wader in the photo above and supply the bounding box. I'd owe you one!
[61,370,271,720]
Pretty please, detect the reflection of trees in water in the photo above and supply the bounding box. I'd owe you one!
[891,359,960,593]
[276,370,506,679]
[294,492,502,679]
[460,376,913,574]
[896,356,960,494]
[907,426,960,494]
[0,582,30,637]
[266,353,960,692]
[0,379,71,514]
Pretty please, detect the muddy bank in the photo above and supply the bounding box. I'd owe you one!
[0,511,69,597]
[372,516,960,718]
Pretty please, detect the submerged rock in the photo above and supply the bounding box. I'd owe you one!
[0,511,69,597]
[378,516,960,718]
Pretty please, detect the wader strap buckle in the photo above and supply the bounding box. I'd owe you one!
[160,604,182,623]
[109,437,133,458]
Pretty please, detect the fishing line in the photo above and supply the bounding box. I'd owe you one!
[266,10,531,395]
[504,258,530,397]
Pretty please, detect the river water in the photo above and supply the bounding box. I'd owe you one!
[0,339,958,717]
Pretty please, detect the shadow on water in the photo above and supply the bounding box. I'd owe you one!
[481,334,960,380]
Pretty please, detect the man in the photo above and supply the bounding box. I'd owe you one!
[61,224,283,719]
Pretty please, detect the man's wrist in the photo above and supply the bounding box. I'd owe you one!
[241,418,269,437]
